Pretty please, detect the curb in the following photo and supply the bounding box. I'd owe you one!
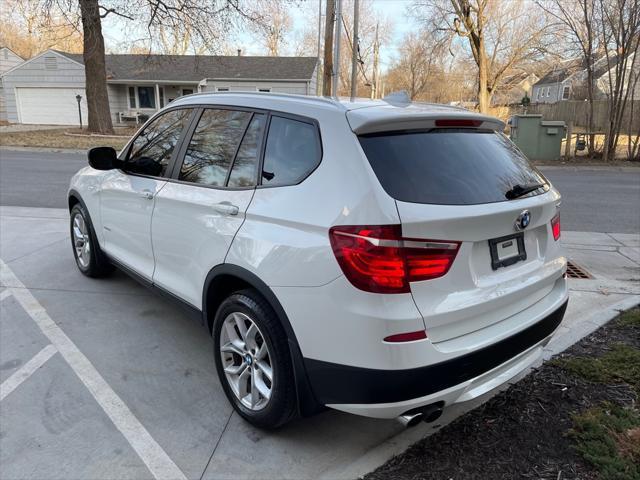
[0,146,87,154]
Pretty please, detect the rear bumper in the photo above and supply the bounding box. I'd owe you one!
[305,299,567,417]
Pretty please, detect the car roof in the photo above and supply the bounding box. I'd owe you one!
[169,92,505,133]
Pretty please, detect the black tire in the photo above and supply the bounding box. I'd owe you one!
[69,203,113,278]
[213,289,297,429]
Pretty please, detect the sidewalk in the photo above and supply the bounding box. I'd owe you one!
[1,205,638,480]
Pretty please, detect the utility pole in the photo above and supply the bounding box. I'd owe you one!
[371,23,379,99]
[322,0,335,96]
[332,0,342,97]
[350,0,359,101]
[316,0,323,96]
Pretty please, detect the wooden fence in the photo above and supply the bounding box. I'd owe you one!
[506,100,640,133]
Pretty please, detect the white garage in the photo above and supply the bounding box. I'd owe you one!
[16,87,87,125]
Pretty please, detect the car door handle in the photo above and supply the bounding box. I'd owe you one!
[213,202,239,216]
[140,190,154,200]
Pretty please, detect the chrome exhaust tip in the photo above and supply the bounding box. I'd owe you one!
[396,412,423,428]
[421,405,443,423]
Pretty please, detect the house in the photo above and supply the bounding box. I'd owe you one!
[0,47,25,121]
[532,52,639,103]
[0,49,318,125]
[491,72,539,106]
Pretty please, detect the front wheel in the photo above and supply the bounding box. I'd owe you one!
[70,203,112,277]
[213,289,297,429]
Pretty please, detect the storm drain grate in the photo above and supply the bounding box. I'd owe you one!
[566,261,593,279]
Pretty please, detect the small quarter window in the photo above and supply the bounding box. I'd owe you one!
[179,109,252,187]
[126,109,192,177]
[262,116,321,187]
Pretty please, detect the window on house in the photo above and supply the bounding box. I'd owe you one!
[546,87,551,97]
[179,109,253,187]
[562,86,570,100]
[137,86,156,109]
[257,88,271,93]
[216,87,230,92]
[182,88,194,96]
[128,87,136,109]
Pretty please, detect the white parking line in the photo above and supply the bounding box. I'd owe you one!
[0,289,11,301]
[0,344,57,401]
[0,260,187,480]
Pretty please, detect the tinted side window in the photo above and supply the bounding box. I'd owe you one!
[262,116,320,187]
[179,109,252,187]
[127,109,192,177]
[228,114,266,187]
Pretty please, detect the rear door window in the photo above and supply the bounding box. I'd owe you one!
[261,116,321,187]
[358,130,548,205]
[178,109,252,187]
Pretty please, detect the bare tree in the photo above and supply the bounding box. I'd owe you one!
[537,0,600,154]
[334,0,391,97]
[413,0,555,113]
[0,0,83,58]
[597,0,640,161]
[40,0,259,134]
[383,30,446,100]
[248,0,293,56]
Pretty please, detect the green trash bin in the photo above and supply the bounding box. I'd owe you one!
[509,114,566,161]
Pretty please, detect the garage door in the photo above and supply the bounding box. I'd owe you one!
[16,87,88,125]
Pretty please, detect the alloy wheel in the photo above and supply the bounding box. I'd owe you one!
[72,213,91,268]
[219,312,273,411]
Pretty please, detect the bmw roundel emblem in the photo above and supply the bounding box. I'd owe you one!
[515,210,531,231]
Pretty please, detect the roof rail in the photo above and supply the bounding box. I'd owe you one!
[174,91,345,109]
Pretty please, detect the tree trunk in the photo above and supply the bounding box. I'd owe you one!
[477,54,490,113]
[79,0,114,134]
[322,0,335,96]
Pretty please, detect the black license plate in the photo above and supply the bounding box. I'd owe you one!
[489,233,526,270]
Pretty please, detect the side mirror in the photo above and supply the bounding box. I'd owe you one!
[88,146,118,170]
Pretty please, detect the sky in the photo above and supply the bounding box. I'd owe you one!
[101,0,419,72]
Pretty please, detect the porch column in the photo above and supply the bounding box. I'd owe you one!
[155,83,160,110]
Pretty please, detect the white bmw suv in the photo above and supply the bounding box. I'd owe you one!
[68,93,568,429]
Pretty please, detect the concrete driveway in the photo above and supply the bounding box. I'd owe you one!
[1,206,638,480]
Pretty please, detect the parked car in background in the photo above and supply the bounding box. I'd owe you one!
[68,93,568,428]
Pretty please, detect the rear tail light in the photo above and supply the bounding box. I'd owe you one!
[328,225,460,294]
[551,213,561,241]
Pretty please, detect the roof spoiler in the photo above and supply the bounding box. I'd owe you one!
[347,108,505,135]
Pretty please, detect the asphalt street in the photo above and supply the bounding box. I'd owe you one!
[0,148,638,233]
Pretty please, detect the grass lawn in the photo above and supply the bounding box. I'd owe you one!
[0,126,138,150]
[365,307,640,480]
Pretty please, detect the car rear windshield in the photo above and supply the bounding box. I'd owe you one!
[358,129,548,205]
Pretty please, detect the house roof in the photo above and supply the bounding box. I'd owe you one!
[54,51,317,82]
[535,52,626,86]
[535,57,585,85]
[0,46,24,60]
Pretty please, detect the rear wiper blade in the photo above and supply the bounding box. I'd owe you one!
[505,182,545,200]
